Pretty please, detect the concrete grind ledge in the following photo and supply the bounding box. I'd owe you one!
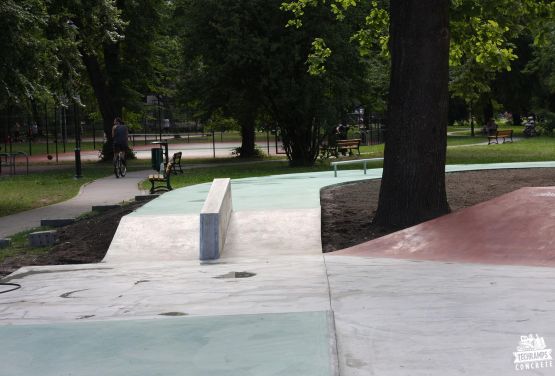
[200,178,232,261]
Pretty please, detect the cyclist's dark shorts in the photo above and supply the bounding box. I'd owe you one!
[114,143,128,154]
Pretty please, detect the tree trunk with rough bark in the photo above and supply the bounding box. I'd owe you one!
[81,51,120,160]
[373,0,450,229]
[239,115,256,158]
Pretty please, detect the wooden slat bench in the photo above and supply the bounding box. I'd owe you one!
[170,152,184,174]
[319,143,339,159]
[488,129,513,145]
[336,139,361,156]
[148,161,174,194]
[331,158,384,177]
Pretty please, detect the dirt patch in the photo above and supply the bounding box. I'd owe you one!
[0,200,148,277]
[321,168,555,253]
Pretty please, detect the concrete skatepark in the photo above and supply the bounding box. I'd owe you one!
[1,162,555,375]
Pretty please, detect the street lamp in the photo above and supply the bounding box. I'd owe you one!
[73,102,82,179]
[67,20,82,178]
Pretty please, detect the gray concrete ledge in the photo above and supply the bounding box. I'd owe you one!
[200,178,232,261]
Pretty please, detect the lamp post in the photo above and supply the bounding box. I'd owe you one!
[66,20,82,178]
[73,101,82,179]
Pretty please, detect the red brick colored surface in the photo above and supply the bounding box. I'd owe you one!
[333,187,555,267]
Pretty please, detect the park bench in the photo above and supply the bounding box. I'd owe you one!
[336,139,361,156]
[148,161,174,194]
[170,152,184,174]
[488,129,513,145]
[331,158,384,177]
[319,143,339,159]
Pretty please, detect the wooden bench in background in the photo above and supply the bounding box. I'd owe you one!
[148,161,174,194]
[170,151,184,174]
[488,129,513,145]
[336,139,361,156]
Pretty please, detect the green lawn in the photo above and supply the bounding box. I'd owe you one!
[0,162,135,217]
[446,136,555,164]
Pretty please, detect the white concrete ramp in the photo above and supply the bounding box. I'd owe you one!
[105,208,321,263]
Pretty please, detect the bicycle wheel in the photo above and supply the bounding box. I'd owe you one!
[114,156,120,178]
[118,154,127,177]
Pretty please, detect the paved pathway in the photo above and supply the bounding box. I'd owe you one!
[1,161,555,375]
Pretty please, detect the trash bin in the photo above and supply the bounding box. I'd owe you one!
[151,148,163,171]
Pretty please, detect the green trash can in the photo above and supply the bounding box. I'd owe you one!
[151,148,163,171]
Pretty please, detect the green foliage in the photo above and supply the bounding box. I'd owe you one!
[204,112,240,133]
[307,38,332,75]
[231,145,266,158]
[177,0,369,165]
[537,111,555,136]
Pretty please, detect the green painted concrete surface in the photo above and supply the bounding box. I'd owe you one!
[133,161,555,216]
[1,311,336,376]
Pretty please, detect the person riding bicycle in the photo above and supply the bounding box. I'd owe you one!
[112,117,128,164]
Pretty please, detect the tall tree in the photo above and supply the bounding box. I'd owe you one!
[284,0,555,228]
[177,0,366,164]
[372,0,450,227]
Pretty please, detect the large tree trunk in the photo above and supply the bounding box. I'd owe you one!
[373,0,450,229]
[239,115,256,158]
[81,51,120,160]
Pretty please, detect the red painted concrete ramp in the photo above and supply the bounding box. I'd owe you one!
[333,187,555,267]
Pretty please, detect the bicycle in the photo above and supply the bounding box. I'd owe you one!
[113,150,127,178]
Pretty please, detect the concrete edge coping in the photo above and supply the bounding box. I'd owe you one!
[28,230,57,247]
[199,178,232,261]
[0,238,11,249]
[92,204,122,212]
[40,218,75,228]
[135,194,160,202]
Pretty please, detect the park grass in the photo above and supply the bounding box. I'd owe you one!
[446,135,489,146]
[0,163,117,217]
[446,136,555,164]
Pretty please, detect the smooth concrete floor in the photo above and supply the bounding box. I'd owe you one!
[326,256,555,376]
